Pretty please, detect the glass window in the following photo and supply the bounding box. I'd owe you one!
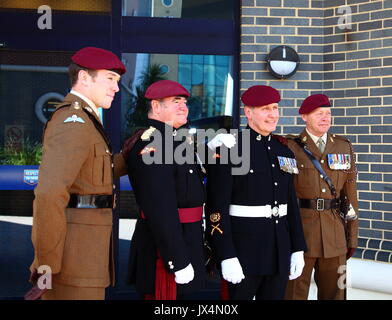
[122,0,234,19]
[120,52,234,140]
[0,50,70,165]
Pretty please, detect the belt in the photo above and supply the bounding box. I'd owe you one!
[299,198,340,211]
[68,194,114,209]
[140,206,203,223]
[229,204,287,218]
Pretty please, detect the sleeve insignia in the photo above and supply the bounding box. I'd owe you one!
[64,114,85,123]
[139,146,156,155]
[210,212,221,223]
[141,126,156,141]
[210,212,223,235]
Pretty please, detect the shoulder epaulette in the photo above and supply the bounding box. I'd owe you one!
[272,134,288,146]
[141,126,156,141]
[331,134,350,143]
[284,134,298,140]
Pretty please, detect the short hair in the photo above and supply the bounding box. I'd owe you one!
[68,62,98,87]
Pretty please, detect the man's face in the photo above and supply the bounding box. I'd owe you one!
[302,107,331,137]
[85,69,120,109]
[154,96,189,128]
[245,103,279,136]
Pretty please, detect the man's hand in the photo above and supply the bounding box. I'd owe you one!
[174,263,194,284]
[221,257,245,284]
[207,134,236,151]
[29,268,39,285]
[289,251,305,280]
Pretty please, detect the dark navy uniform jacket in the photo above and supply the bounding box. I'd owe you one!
[127,119,206,295]
[206,127,307,276]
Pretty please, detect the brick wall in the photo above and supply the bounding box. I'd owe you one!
[241,0,392,262]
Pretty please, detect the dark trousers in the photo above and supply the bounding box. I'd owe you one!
[228,273,288,300]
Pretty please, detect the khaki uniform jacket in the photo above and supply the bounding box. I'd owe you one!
[30,93,126,288]
[287,129,358,258]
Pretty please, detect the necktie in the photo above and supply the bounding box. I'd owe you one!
[317,137,325,153]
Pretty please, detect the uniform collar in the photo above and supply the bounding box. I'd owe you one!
[305,128,327,146]
[246,125,272,142]
[69,90,101,122]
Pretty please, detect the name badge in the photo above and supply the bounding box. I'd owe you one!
[327,154,351,170]
[277,156,299,174]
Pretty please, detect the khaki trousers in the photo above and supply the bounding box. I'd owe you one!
[42,280,105,300]
[285,255,346,300]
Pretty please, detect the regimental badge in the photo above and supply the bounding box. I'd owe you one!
[64,114,85,124]
[210,212,223,235]
[141,126,156,141]
[277,156,299,174]
[327,154,351,170]
[139,146,156,155]
[210,212,221,223]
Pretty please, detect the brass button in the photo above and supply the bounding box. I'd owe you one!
[272,164,275,167]
[274,182,278,186]
[189,169,193,173]
[320,159,325,164]
[322,188,326,192]
[250,169,254,173]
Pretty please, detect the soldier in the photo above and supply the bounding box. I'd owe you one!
[284,94,359,300]
[126,80,207,300]
[29,47,127,300]
[206,85,307,300]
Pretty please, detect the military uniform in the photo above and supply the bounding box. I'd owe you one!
[284,129,358,300]
[284,93,358,300]
[206,127,307,300]
[29,47,126,300]
[127,118,206,299]
[31,93,126,299]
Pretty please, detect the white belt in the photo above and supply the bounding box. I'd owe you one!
[229,204,287,218]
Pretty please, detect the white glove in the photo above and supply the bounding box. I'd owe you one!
[289,251,305,280]
[221,257,245,284]
[207,134,236,150]
[174,263,194,284]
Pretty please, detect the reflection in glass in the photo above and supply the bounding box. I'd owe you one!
[0,51,69,164]
[121,53,234,139]
[122,0,234,19]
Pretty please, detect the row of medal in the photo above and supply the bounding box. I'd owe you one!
[276,153,351,174]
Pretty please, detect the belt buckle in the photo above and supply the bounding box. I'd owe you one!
[271,206,279,217]
[316,199,324,211]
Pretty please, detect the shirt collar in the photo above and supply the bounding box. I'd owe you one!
[70,90,101,121]
[306,128,327,145]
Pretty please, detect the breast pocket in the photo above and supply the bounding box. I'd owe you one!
[296,160,315,187]
[92,142,112,186]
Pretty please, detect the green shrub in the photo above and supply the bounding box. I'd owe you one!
[0,138,42,165]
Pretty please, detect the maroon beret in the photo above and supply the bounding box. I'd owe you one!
[241,85,281,107]
[299,94,331,114]
[145,80,190,100]
[71,47,126,75]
